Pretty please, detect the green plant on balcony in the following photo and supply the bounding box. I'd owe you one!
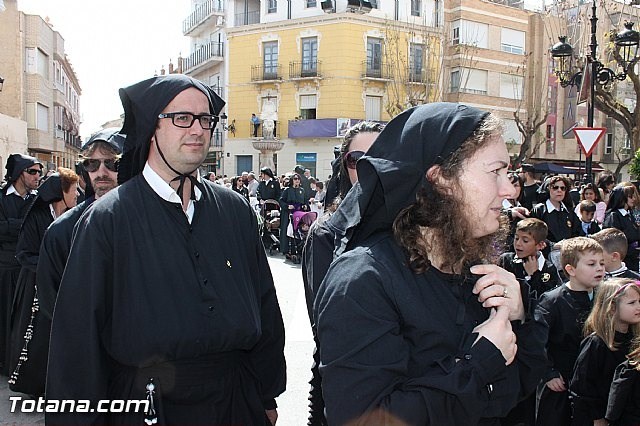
[628,148,640,180]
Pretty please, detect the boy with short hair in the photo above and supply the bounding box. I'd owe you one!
[534,237,605,426]
[591,228,640,280]
[577,200,601,237]
[499,218,563,426]
[499,218,562,306]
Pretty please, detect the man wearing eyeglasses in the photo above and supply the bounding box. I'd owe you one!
[37,128,125,321]
[0,154,42,376]
[46,74,285,426]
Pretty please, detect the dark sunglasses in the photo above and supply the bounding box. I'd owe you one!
[344,150,365,170]
[551,185,566,191]
[82,158,118,173]
[292,176,301,180]
[24,168,42,176]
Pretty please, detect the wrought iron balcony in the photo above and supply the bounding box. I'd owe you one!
[361,60,392,80]
[289,61,322,79]
[183,41,224,74]
[251,64,283,82]
[183,0,224,35]
[407,67,437,83]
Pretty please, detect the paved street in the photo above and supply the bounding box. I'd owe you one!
[0,253,315,425]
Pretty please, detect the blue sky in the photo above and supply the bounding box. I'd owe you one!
[18,0,191,139]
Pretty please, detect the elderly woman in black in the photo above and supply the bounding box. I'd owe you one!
[314,103,546,425]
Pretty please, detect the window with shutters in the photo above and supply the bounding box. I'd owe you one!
[300,94,317,120]
[365,96,382,121]
[499,73,523,100]
[501,28,525,55]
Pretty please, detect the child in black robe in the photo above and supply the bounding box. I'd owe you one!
[603,184,640,272]
[499,218,562,425]
[569,279,640,425]
[606,339,640,426]
[534,237,605,426]
[576,200,601,237]
[592,228,640,280]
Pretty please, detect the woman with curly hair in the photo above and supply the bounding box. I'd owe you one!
[314,103,547,425]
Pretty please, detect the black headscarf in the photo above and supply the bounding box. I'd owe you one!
[4,153,42,184]
[326,102,489,254]
[117,74,225,195]
[606,185,628,212]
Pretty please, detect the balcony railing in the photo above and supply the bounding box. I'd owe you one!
[289,60,322,79]
[251,64,283,82]
[407,67,437,83]
[235,11,260,26]
[183,0,224,35]
[211,85,223,98]
[183,41,224,74]
[361,60,392,80]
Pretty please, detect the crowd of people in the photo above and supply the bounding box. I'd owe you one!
[0,79,639,426]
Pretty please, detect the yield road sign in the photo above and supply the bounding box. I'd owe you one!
[573,127,606,157]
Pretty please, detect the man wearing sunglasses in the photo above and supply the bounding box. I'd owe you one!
[0,153,42,376]
[46,74,285,426]
[37,128,125,321]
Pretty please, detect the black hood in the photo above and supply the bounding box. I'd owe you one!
[117,74,225,184]
[4,153,42,184]
[326,102,489,254]
[82,127,126,154]
[37,173,64,204]
[606,185,627,211]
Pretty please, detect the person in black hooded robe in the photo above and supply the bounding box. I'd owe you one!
[603,183,640,272]
[301,120,383,425]
[0,153,42,376]
[7,168,78,395]
[314,103,548,425]
[37,127,125,320]
[46,74,286,426]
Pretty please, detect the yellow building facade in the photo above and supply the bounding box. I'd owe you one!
[224,14,441,179]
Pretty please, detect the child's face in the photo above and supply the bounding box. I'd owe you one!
[513,231,540,259]
[601,250,619,272]
[616,287,640,327]
[566,251,605,290]
[580,210,595,223]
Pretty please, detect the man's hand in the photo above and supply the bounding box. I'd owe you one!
[471,264,525,322]
[472,305,517,365]
[266,409,278,425]
[545,376,566,392]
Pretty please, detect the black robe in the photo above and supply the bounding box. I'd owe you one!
[603,210,640,272]
[533,284,593,426]
[278,186,306,254]
[520,183,540,211]
[530,202,581,243]
[315,232,547,425]
[256,179,281,202]
[569,331,632,425]
[36,196,95,320]
[0,189,34,375]
[46,176,286,426]
[8,201,54,395]
[498,252,562,313]
[606,360,640,426]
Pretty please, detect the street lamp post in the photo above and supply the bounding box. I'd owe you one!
[550,0,639,183]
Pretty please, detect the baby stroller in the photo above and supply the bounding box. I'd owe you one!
[260,199,281,254]
[286,210,318,264]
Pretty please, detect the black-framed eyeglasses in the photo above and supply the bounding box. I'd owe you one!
[344,150,365,170]
[82,158,118,172]
[158,112,218,130]
[24,168,42,176]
